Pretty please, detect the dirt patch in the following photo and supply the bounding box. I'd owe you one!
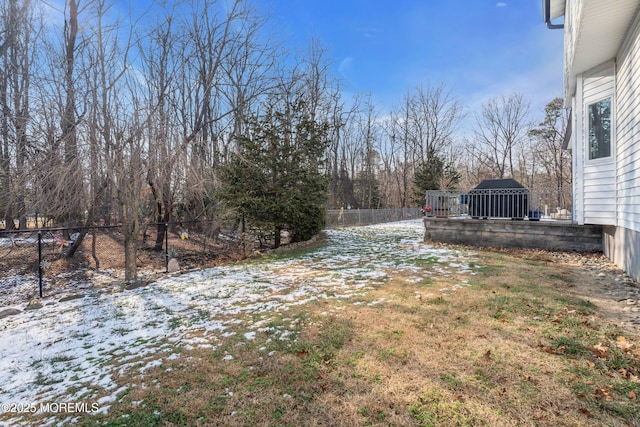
[504,248,640,333]
[427,242,640,333]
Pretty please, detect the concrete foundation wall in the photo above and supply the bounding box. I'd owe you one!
[423,218,603,252]
[603,226,640,282]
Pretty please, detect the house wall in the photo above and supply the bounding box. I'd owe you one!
[616,11,640,235]
[608,10,640,281]
[580,64,617,225]
[561,0,640,281]
[603,226,640,281]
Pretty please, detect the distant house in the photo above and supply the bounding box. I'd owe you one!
[544,0,640,281]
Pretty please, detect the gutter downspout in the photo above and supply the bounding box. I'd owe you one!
[543,0,565,29]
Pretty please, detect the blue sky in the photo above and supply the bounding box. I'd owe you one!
[46,0,564,121]
[256,0,564,117]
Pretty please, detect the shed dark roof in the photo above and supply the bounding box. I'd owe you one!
[473,178,525,190]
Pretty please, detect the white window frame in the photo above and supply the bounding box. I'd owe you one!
[586,96,613,161]
[584,91,615,166]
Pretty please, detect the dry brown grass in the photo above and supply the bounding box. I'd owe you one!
[18,247,640,427]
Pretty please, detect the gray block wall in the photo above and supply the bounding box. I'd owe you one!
[423,218,603,252]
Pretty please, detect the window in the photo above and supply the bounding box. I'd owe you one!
[588,97,611,160]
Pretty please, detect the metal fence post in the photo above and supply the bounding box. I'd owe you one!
[37,231,43,298]
[165,223,169,273]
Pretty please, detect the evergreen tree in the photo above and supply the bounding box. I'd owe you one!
[217,97,329,248]
[413,149,460,204]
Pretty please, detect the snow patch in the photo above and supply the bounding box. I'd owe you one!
[0,219,479,424]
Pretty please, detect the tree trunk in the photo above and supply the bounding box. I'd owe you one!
[123,231,138,282]
[61,0,83,231]
[153,200,165,251]
[66,229,86,258]
[274,226,281,249]
[91,227,99,270]
[151,187,172,251]
[122,204,139,282]
[154,226,165,251]
[119,180,141,282]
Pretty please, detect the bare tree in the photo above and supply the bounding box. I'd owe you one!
[59,0,87,230]
[138,0,274,248]
[376,113,400,207]
[137,3,182,250]
[380,83,464,207]
[194,2,279,220]
[408,84,464,164]
[325,93,348,208]
[472,93,531,179]
[459,140,496,188]
[112,90,147,282]
[528,97,571,205]
[0,0,37,229]
[24,0,94,235]
[354,95,381,208]
[385,93,413,207]
[328,93,371,208]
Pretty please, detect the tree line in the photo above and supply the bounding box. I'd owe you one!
[0,0,570,280]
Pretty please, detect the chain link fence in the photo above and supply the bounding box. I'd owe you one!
[1,211,424,307]
[0,220,234,307]
[325,208,423,228]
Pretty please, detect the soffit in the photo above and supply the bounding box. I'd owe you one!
[549,0,566,20]
[566,0,640,97]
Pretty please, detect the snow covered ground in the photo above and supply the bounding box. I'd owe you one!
[0,220,478,426]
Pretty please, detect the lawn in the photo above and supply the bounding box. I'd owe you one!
[0,220,638,426]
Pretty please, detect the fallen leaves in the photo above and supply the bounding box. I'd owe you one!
[618,368,640,383]
[578,407,592,418]
[615,335,635,352]
[594,387,613,401]
[590,343,610,359]
[552,306,579,323]
[539,343,566,355]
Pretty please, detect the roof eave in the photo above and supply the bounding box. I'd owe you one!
[564,1,640,99]
[548,0,566,20]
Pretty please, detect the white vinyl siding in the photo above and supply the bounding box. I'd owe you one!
[570,94,584,224]
[616,12,640,233]
[581,65,616,225]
